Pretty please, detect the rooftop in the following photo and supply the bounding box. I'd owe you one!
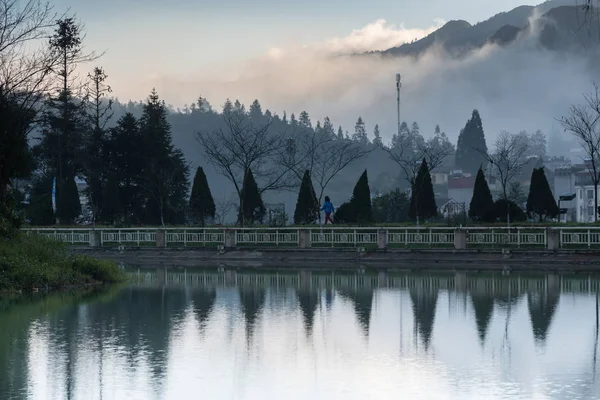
[448,176,476,190]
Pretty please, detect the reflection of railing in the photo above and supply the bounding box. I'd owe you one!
[129,270,600,294]
[19,226,600,249]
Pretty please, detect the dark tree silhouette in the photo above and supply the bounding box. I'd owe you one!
[410,287,439,350]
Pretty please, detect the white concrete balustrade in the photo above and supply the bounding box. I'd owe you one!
[20,226,600,250]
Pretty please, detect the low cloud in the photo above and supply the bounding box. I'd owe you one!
[116,17,600,148]
[315,18,445,54]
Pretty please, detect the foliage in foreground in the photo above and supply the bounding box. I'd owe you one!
[0,233,124,292]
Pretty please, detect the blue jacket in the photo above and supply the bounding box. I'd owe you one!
[321,201,335,214]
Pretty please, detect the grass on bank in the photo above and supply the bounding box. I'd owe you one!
[0,232,124,293]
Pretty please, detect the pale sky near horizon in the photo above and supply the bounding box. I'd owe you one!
[47,0,544,104]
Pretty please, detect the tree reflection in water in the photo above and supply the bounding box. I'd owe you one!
[1,271,599,399]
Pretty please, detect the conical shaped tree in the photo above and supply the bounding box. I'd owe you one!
[469,167,495,222]
[455,110,487,175]
[350,170,373,223]
[239,169,265,226]
[526,167,559,222]
[189,166,216,226]
[409,158,437,222]
[294,170,319,224]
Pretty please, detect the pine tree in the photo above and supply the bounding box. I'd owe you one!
[33,18,91,225]
[350,169,373,223]
[138,89,189,226]
[469,167,494,222]
[290,113,297,127]
[107,113,143,225]
[322,117,335,137]
[409,158,437,222]
[239,169,265,225]
[249,99,262,122]
[223,99,233,115]
[373,124,383,146]
[189,166,216,226]
[337,126,344,140]
[527,167,559,222]
[299,111,311,128]
[353,116,368,143]
[294,170,319,224]
[315,121,322,135]
[83,66,113,224]
[411,121,420,136]
[455,110,487,175]
[233,99,245,113]
[196,96,211,112]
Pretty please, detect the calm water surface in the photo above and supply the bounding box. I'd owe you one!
[2,269,600,399]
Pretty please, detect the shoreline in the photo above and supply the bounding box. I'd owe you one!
[70,246,600,272]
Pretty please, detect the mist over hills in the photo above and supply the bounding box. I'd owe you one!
[374,0,594,57]
[142,0,600,161]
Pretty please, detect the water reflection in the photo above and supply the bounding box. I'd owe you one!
[2,270,600,399]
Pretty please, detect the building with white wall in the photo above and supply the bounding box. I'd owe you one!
[574,167,600,222]
[447,175,476,213]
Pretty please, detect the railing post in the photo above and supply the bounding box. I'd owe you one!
[547,228,559,251]
[454,228,467,249]
[224,229,236,249]
[377,229,387,249]
[156,229,166,248]
[89,230,101,247]
[299,229,311,248]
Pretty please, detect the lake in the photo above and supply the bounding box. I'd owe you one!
[2,268,600,399]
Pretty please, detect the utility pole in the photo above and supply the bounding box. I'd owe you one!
[396,73,401,136]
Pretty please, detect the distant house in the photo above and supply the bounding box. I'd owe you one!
[574,164,600,222]
[553,164,581,222]
[439,198,466,218]
[447,175,476,212]
[430,168,449,186]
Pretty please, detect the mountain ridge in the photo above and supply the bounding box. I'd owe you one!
[370,0,595,57]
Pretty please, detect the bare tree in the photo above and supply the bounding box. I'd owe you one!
[559,82,600,222]
[482,131,529,201]
[214,195,235,226]
[0,0,61,110]
[378,133,452,225]
[279,127,371,206]
[581,0,600,39]
[196,110,297,225]
[380,134,452,188]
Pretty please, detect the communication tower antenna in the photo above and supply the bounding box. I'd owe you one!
[396,73,402,136]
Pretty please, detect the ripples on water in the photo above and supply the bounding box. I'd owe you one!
[2,269,600,399]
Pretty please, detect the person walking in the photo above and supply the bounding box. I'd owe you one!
[321,196,335,225]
